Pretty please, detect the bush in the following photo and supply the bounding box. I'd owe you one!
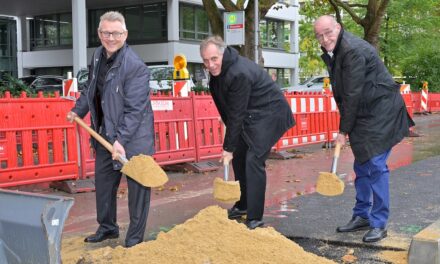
[0,74,35,97]
[402,49,440,92]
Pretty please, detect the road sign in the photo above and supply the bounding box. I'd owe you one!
[224,11,245,46]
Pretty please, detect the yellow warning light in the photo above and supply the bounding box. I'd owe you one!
[323,77,330,89]
[173,54,190,80]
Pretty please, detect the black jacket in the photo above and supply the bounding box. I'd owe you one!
[209,47,295,157]
[72,44,155,163]
[321,30,414,163]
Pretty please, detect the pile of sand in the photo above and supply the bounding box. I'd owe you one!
[64,206,335,264]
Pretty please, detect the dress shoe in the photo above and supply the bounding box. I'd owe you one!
[336,216,370,232]
[363,228,387,242]
[228,206,247,220]
[84,230,119,243]
[246,219,264,229]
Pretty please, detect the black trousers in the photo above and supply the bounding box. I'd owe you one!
[94,143,151,246]
[232,135,271,220]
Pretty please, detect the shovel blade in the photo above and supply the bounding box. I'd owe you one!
[316,172,345,196]
[121,154,168,187]
[213,177,241,203]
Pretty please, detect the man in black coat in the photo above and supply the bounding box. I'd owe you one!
[314,15,414,242]
[67,11,154,248]
[200,36,295,229]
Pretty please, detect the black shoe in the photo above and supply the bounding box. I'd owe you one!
[363,228,387,242]
[336,216,370,232]
[228,206,247,220]
[246,219,264,230]
[84,230,119,243]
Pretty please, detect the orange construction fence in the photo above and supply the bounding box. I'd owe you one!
[0,89,428,188]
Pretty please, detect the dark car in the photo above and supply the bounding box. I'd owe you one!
[29,75,64,94]
[19,76,37,86]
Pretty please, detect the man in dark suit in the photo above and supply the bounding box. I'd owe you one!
[314,15,414,242]
[200,36,295,229]
[67,11,154,248]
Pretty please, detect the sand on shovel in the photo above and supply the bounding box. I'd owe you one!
[316,171,345,196]
[213,177,241,203]
[66,206,336,264]
[121,154,168,188]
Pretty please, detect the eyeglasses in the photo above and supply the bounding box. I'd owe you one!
[315,28,335,42]
[99,31,125,39]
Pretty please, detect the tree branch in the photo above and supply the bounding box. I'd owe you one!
[218,0,239,11]
[331,0,363,25]
[202,0,224,36]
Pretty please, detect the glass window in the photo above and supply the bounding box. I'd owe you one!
[259,19,290,50]
[30,13,72,50]
[88,3,167,47]
[179,4,210,41]
[0,18,17,77]
[266,67,291,88]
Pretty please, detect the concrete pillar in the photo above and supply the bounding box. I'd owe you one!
[15,16,25,77]
[72,0,88,76]
[167,0,179,65]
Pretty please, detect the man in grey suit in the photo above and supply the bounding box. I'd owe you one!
[200,36,295,229]
[67,11,154,248]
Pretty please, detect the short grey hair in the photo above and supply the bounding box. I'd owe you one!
[200,35,227,55]
[98,11,127,31]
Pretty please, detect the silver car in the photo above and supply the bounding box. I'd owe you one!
[282,75,331,93]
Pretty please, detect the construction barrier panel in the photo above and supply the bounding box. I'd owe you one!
[428,93,440,112]
[275,92,329,151]
[1,90,435,188]
[0,92,79,188]
[151,94,197,165]
[191,92,224,161]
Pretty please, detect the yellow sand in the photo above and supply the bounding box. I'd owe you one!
[316,172,345,196]
[121,154,168,187]
[63,206,336,264]
[213,177,241,204]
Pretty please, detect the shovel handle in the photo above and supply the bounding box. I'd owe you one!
[330,143,342,174]
[223,164,229,181]
[73,116,127,164]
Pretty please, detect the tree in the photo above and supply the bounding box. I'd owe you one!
[381,0,440,91]
[327,0,390,50]
[201,0,283,64]
[299,0,440,91]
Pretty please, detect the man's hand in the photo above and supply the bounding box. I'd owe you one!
[66,111,78,123]
[112,140,126,161]
[220,150,233,166]
[335,132,347,146]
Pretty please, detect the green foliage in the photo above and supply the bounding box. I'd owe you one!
[299,0,440,90]
[191,85,210,94]
[0,74,34,97]
[402,47,440,92]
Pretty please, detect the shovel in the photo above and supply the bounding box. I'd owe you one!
[213,162,241,203]
[74,116,168,188]
[316,142,345,196]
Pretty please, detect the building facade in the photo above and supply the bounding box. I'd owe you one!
[1,0,300,87]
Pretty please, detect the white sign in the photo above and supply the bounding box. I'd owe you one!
[151,100,173,111]
[224,11,245,46]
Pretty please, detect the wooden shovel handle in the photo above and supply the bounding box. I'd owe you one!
[73,117,127,164]
[334,142,342,158]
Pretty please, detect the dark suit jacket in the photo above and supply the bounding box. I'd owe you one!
[72,44,155,168]
[209,47,295,157]
[321,30,414,163]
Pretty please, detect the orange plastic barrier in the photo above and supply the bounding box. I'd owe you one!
[0,91,79,187]
[275,92,330,150]
[1,90,432,188]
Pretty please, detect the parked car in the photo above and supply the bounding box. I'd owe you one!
[74,65,205,93]
[282,75,331,93]
[24,75,64,94]
[19,75,37,86]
